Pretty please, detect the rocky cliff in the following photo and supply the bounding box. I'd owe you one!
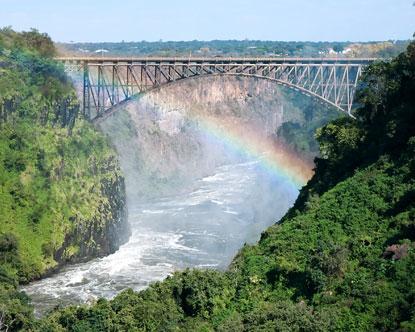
[99,76,281,200]
[52,153,130,271]
[99,75,339,202]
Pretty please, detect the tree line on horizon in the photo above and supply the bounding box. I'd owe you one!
[58,39,410,58]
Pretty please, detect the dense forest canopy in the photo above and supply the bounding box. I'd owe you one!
[0,27,78,128]
[58,39,410,58]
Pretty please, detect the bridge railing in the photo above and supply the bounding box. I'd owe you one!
[56,56,377,64]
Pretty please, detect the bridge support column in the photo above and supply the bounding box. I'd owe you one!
[82,62,91,120]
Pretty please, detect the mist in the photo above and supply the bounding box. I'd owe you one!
[22,75,314,315]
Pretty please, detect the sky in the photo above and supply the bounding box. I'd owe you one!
[0,0,414,42]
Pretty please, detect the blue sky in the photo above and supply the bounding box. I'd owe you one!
[0,0,414,42]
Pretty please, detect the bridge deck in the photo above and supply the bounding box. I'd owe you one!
[57,56,377,65]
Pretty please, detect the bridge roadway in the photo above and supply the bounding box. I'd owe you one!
[57,56,376,64]
[57,56,377,121]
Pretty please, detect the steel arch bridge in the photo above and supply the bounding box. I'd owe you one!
[58,57,375,122]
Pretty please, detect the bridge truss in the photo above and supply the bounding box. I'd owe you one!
[59,57,374,121]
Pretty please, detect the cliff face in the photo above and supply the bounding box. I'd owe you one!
[99,75,337,202]
[0,119,131,283]
[100,76,285,201]
[52,155,129,270]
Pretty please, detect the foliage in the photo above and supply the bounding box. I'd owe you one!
[0,27,76,129]
[0,28,127,331]
[290,41,415,213]
[277,88,343,159]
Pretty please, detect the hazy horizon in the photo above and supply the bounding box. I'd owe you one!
[1,0,414,43]
[56,38,411,44]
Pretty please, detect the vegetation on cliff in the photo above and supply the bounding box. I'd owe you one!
[36,41,415,331]
[277,89,341,160]
[0,28,128,331]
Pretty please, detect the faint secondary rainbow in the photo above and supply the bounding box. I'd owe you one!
[193,115,314,188]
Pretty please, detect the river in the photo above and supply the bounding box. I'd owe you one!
[22,159,298,316]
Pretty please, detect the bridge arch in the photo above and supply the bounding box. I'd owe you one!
[59,57,374,122]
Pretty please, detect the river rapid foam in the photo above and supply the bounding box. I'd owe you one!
[22,160,298,316]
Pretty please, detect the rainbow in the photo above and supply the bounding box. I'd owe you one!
[125,92,315,188]
[192,114,314,188]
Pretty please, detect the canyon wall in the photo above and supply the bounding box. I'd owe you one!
[98,75,336,203]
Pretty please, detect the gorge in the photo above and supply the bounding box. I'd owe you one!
[1,27,414,331]
[22,75,332,315]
